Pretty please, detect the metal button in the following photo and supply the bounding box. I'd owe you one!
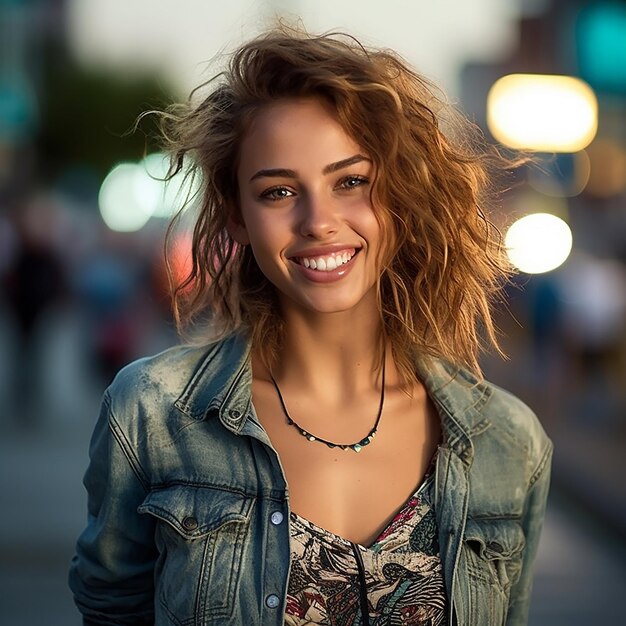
[182,516,199,531]
[270,511,284,525]
[229,409,241,419]
[265,594,280,609]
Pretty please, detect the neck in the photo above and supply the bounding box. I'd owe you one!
[259,294,385,400]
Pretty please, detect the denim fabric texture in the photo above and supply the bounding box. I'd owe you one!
[69,333,552,626]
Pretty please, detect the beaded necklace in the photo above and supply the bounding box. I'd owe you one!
[269,359,385,453]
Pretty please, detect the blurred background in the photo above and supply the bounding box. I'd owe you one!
[0,0,625,624]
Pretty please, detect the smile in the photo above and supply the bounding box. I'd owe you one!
[294,248,358,272]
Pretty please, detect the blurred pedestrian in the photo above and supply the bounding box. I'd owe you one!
[3,194,66,425]
[69,27,552,626]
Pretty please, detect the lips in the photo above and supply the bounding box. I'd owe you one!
[290,247,359,272]
[293,248,358,272]
[288,247,360,283]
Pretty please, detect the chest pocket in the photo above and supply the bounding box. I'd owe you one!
[139,484,255,625]
[460,518,525,626]
[464,518,525,588]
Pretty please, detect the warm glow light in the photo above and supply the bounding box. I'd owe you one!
[505,213,573,274]
[584,138,626,198]
[168,230,195,291]
[487,74,598,152]
[98,163,152,232]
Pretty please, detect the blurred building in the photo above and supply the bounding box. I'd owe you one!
[461,0,626,537]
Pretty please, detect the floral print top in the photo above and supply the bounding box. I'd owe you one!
[285,472,447,626]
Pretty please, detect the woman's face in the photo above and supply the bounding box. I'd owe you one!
[234,98,383,317]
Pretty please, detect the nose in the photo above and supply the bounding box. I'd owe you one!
[297,191,339,239]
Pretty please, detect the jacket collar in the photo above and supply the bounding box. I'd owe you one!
[175,334,491,465]
[174,333,253,428]
[415,355,492,466]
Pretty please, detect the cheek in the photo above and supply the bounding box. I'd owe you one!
[247,222,281,255]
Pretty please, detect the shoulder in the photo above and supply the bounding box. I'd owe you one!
[451,365,553,491]
[107,343,212,409]
[478,378,552,483]
[104,334,250,431]
[420,357,552,486]
[478,375,546,445]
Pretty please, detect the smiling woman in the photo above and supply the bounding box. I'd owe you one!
[69,27,552,626]
[230,98,382,315]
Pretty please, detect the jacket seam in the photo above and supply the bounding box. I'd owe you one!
[219,362,252,430]
[106,397,151,492]
[175,345,220,416]
[147,480,285,501]
[528,439,553,488]
[467,514,522,522]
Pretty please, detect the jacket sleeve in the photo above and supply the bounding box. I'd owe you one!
[506,439,553,626]
[68,391,157,625]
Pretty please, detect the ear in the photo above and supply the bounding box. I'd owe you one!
[226,212,250,245]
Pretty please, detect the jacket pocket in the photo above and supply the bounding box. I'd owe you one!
[460,518,525,626]
[138,484,255,625]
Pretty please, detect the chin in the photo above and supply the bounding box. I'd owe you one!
[299,294,372,316]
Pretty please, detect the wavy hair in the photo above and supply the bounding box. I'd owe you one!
[156,27,516,381]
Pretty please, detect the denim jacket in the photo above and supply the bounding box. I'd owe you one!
[69,333,552,626]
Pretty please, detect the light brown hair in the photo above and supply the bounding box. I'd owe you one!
[157,27,515,381]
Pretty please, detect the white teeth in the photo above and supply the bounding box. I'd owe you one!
[297,250,356,272]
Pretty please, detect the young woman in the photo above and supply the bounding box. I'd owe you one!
[69,28,552,626]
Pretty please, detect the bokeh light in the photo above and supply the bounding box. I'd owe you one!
[505,212,573,274]
[487,74,598,152]
[577,2,626,95]
[99,155,200,232]
[98,162,152,232]
[140,152,199,219]
[527,151,591,198]
[168,230,195,291]
[584,138,626,198]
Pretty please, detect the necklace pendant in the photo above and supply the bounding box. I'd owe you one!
[352,444,363,453]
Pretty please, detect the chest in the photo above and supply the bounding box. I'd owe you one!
[251,381,441,546]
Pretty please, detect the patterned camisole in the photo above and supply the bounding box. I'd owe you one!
[285,471,448,625]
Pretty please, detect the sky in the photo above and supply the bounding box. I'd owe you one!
[66,0,523,98]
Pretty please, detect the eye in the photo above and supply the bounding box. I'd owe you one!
[259,186,295,201]
[337,175,369,190]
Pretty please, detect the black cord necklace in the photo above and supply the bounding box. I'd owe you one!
[269,359,386,453]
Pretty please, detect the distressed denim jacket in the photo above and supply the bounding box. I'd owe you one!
[69,333,552,626]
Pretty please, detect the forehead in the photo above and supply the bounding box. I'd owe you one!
[237,98,365,174]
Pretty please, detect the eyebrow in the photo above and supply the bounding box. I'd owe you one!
[249,154,371,183]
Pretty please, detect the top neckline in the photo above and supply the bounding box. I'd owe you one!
[289,471,435,551]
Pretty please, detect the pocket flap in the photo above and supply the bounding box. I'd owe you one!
[464,518,525,560]
[138,485,254,539]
